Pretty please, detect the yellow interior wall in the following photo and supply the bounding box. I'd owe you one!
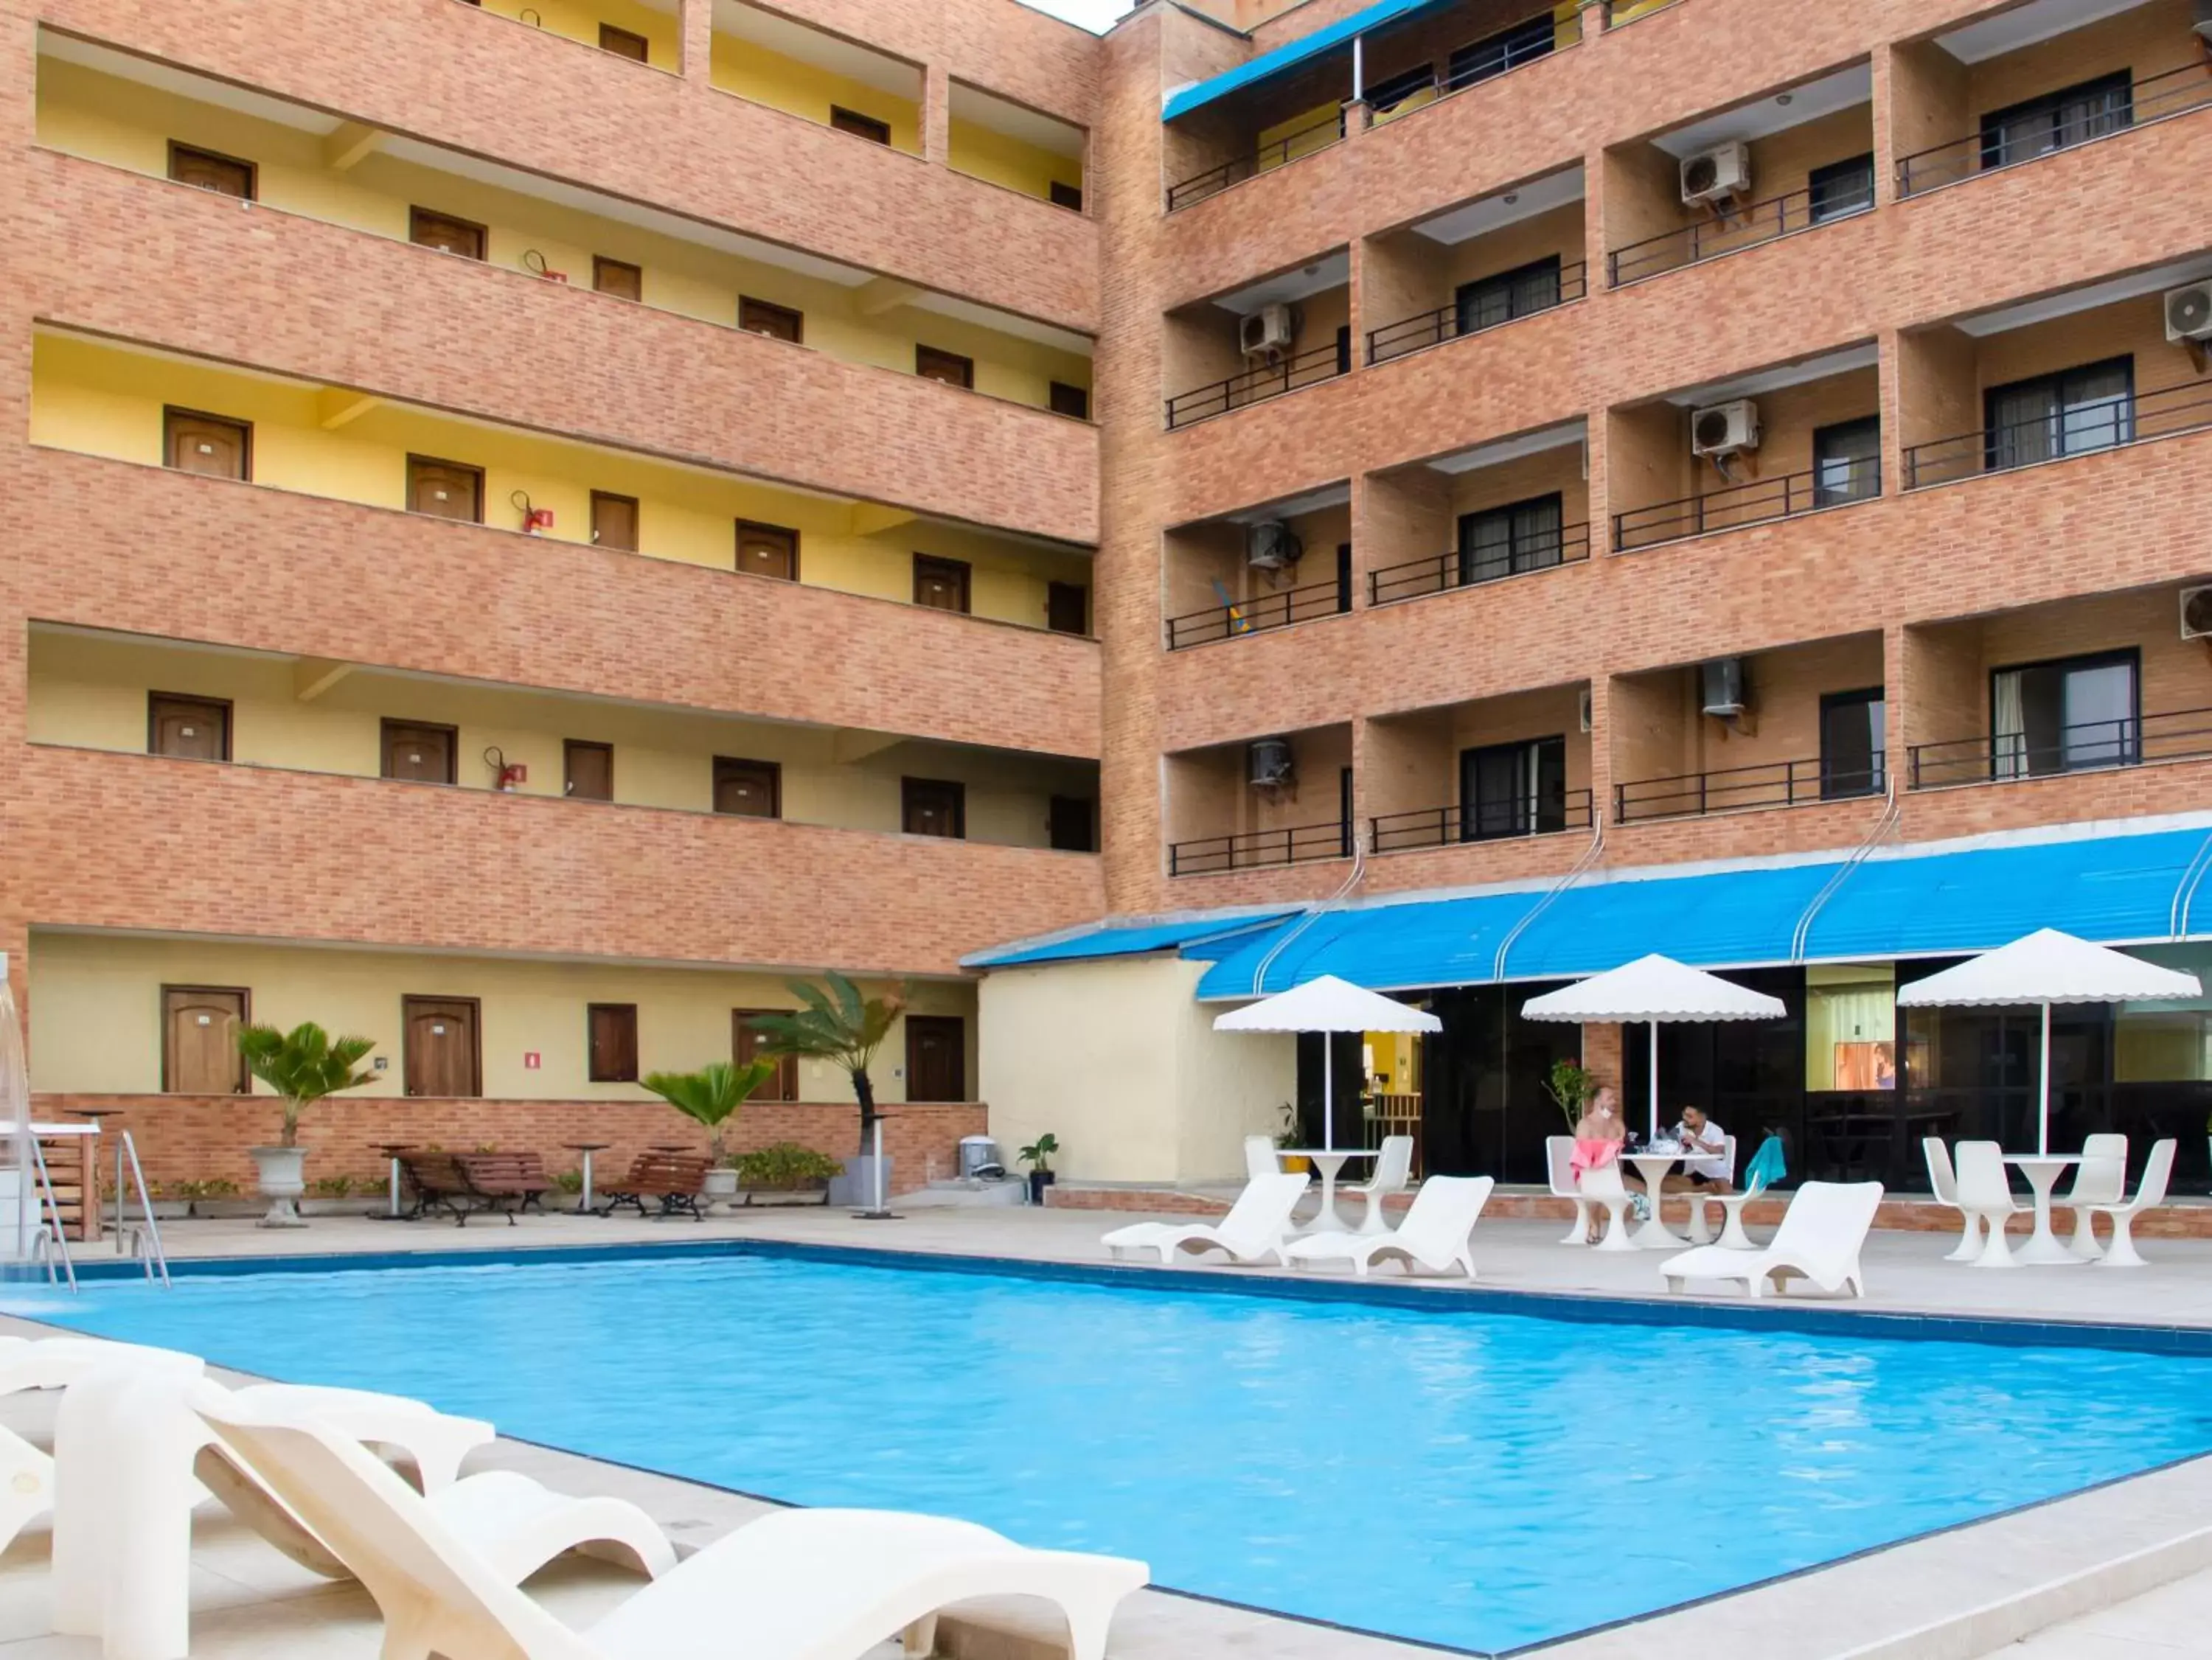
[1257,100,1344,170]
[470,0,681,66]
[28,333,1091,628]
[708,33,920,153]
[946,115,1082,203]
[28,931,976,1102]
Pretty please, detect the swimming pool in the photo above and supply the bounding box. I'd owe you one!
[29,1247,2212,1653]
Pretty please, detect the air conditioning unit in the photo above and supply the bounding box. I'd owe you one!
[1680,142,1750,207]
[1246,520,1303,571]
[2180,585,2212,641]
[1239,304,1294,358]
[2166,282,2212,343]
[1691,398,1760,458]
[1578,687,1593,735]
[1701,658,1747,719]
[1248,739,1295,789]
[2196,0,2212,43]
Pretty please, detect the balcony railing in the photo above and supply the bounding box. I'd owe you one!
[1896,64,2212,199]
[1369,523,1592,604]
[1366,264,1588,363]
[1607,182,1870,286]
[1372,790,1595,852]
[1165,109,1347,212]
[1165,340,1349,430]
[1363,5,1582,128]
[1615,754,1885,823]
[1907,708,2212,789]
[1902,381,2212,490]
[1164,577,1348,649]
[1170,819,1350,875]
[1613,458,1880,551]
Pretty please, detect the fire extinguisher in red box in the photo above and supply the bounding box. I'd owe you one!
[484,746,528,793]
[521,248,568,283]
[512,490,554,536]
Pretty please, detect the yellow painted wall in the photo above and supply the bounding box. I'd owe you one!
[947,116,1082,203]
[28,332,1091,630]
[470,0,681,66]
[708,33,920,153]
[1257,100,1344,170]
[28,931,975,1102]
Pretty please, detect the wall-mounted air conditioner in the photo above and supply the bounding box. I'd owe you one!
[1248,739,1295,788]
[1701,658,1747,719]
[1247,520,1302,571]
[1578,687,1593,734]
[2166,282,2212,343]
[2180,585,2212,641]
[1680,142,1750,207]
[1690,398,1760,458]
[1239,304,1294,358]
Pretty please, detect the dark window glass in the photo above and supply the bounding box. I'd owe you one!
[1459,736,1566,841]
[1984,356,2133,470]
[1446,15,1554,92]
[1363,63,1434,115]
[1457,492,1565,585]
[738,297,804,343]
[1980,71,2132,171]
[831,106,892,144]
[1991,652,2139,780]
[1454,256,1563,337]
[1048,381,1090,419]
[1812,416,1882,506]
[1049,181,1084,212]
[1808,152,1875,222]
[1819,688,1885,800]
[902,778,967,838]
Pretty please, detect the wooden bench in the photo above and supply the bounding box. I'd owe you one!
[597,1152,711,1221]
[456,1151,553,1221]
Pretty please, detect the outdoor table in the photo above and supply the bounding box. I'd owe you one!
[1280,1148,1375,1234]
[1621,1146,1726,1250]
[2003,1154,2087,1266]
[371,1143,417,1219]
[564,1143,611,1215]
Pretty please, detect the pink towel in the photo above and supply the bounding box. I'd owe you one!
[1570,1138,1620,1178]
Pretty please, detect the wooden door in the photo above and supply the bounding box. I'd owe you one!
[407,456,483,522]
[905,1016,965,1102]
[1046,582,1088,635]
[403,997,480,1098]
[564,739,613,801]
[382,720,457,784]
[164,408,251,480]
[592,257,643,301]
[738,298,804,343]
[591,491,639,551]
[735,521,798,579]
[913,555,970,613]
[734,1009,799,1100]
[168,143,254,199]
[830,106,891,144]
[147,693,231,761]
[902,777,965,838]
[410,208,486,259]
[1048,795,1096,852]
[598,23,648,59]
[588,1003,639,1081]
[1049,181,1083,212]
[713,756,781,817]
[161,986,249,1093]
[915,346,974,388]
[1048,381,1089,419]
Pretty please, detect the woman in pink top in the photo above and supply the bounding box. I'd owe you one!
[1569,1085,1627,1244]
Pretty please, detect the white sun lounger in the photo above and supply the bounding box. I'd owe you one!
[195,1390,1150,1660]
[1283,1176,1494,1278]
[1660,1182,1884,1300]
[1101,1172,1308,1266]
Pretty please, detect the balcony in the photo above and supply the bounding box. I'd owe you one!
[464,0,681,65]
[709,1,922,154]
[1366,685,1594,853]
[1166,725,1352,877]
[1164,252,1352,429]
[1166,109,1348,213]
[1164,486,1352,649]
[1365,166,1588,365]
[1908,706,2212,788]
[1366,422,1590,604]
[949,80,1088,209]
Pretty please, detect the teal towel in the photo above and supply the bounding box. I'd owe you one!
[1742,1135,1787,1195]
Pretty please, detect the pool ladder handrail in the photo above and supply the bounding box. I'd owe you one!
[111,1130,170,1287]
[25,1137,76,1293]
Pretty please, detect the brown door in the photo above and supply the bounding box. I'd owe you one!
[564,739,613,801]
[164,408,251,481]
[736,521,799,580]
[382,719,457,784]
[403,997,481,1098]
[1048,381,1090,419]
[738,298,804,343]
[598,22,649,59]
[915,346,975,389]
[591,491,639,551]
[914,555,971,613]
[161,986,249,1093]
[734,1009,799,1100]
[830,106,891,144]
[1046,582,1088,635]
[1049,180,1083,212]
[587,1003,639,1081]
[148,693,232,761]
[905,1016,965,1102]
[713,756,782,817]
[407,456,483,523]
[592,257,643,301]
[168,143,255,199]
[902,777,965,838]
[1048,795,1096,852]
[410,207,487,259]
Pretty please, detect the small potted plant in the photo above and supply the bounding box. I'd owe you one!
[642,1059,776,1211]
[1018,1134,1059,1204]
[1275,1101,1309,1173]
[235,1022,378,1228]
[733,1141,844,1205]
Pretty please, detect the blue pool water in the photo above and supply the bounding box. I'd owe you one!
[29,1250,2212,1653]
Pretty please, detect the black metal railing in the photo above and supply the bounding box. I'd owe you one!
[1615,753,1885,823]
[1165,340,1349,430]
[1607,181,1869,285]
[1902,381,2212,490]
[1613,458,1879,551]
[1907,708,2212,790]
[1369,523,1592,604]
[1896,63,2212,198]
[1165,109,1347,212]
[1366,264,1587,363]
[1170,819,1350,876]
[1164,578,1348,649]
[1372,790,1594,852]
[1363,6,1579,128]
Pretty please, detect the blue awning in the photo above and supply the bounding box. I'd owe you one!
[962,911,1298,969]
[1163,0,1450,122]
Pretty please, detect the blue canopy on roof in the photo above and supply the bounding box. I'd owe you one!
[962,911,1298,969]
[1162,0,1453,122]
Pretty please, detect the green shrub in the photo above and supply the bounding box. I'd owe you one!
[554,1168,585,1195]
[732,1142,843,1190]
[307,1175,356,1199]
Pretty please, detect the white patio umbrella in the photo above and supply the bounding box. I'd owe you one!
[1520,954,1786,1140]
[1895,928,2202,1155]
[1214,974,1440,1152]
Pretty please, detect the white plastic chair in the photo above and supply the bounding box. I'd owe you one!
[1101,1172,1309,1266]
[2089,1137,2175,1269]
[1577,1159,1636,1252]
[1242,1135,1279,1182]
[1545,1135,1590,1246]
[1345,1135,1414,1234]
[1660,1181,1883,1299]
[1953,1140,2021,1269]
[2062,1132,2127,1258]
[1681,1134,1738,1244]
[1689,1168,1766,1251]
[1923,1138,1983,1263]
[1284,1176,1494,1278]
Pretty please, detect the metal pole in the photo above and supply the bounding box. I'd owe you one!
[1649,1021,1660,1142]
[872,1115,886,1214]
[1323,1035,1335,1154]
[2038,1000,2052,1157]
[114,1136,125,1255]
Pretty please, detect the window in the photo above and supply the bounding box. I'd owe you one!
[564,739,614,801]
[830,106,892,144]
[713,756,782,817]
[734,1010,799,1100]
[147,693,232,761]
[739,297,804,343]
[736,520,799,580]
[916,346,975,389]
[1804,963,1896,1092]
[163,408,251,481]
[1991,650,2139,780]
[1454,256,1562,338]
[1984,356,2133,471]
[406,455,484,522]
[409,207,487,259]
[1049,180,1084,212]
[587,1003,639,1083]
[1363,63,1435,117]
[1447,14,1554,92]
[1458,736,1566,842]
[913,554,972,613]
[381,719,458,784]
[1812,416,1882,507]
[1458,492,1565,585]
[598,23,648,60]
[902,777,966,838]
[1819,688,1885,800]
[167,142,255,200]
[1048,795,1096,852]
[590,490,639,551]
[1980,71,2132,172]
[592,257,643,301]
[1048,381,1091,419]
[1808,153,1875,223]
[1046,581,1088,635]
[1335,542,1352,613]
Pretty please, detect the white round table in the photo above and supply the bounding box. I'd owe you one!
[1623,1150,1696,1249]
[2003,1154,2089,1266]
[1280,1148,1374,1234]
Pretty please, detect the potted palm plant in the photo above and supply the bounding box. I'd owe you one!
[641,1060,776,1211]
[234,1022,378,1228]
[1544,1058,1596,1131]
[1018,1133,1059,1204]
[747,973,905,1216]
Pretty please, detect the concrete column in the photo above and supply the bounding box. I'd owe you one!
[678,0,713,85]
[922,63,950,166]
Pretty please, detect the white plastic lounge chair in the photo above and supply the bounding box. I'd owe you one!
[1922,1138,1983,1263]
[1953,1140,2022,1269]
[1101,1172,1307,1266]
[1577,1159,1637,1252]
[1242,1135,1279,1182]
[1544,1136,1589,1246]
[1284,1176,1493,1277]
[1660,1181,1883,1300]
[2062,1132,2127,1258]
[1687,1167,1766,1252]
[1680,1135,1737,1244]
[1344,1135,1414,1235]
[194,1389,1150,1660]
[2088,1137,2174,1269]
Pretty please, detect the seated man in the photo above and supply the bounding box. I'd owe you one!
[1665,1106,1732,1194]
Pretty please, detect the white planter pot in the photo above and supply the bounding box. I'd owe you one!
[248,1145,309,1230]
[830,1154,894,1211]
[701,1168,740,1216]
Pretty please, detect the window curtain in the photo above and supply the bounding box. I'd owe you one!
[1992,669,2028,780]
